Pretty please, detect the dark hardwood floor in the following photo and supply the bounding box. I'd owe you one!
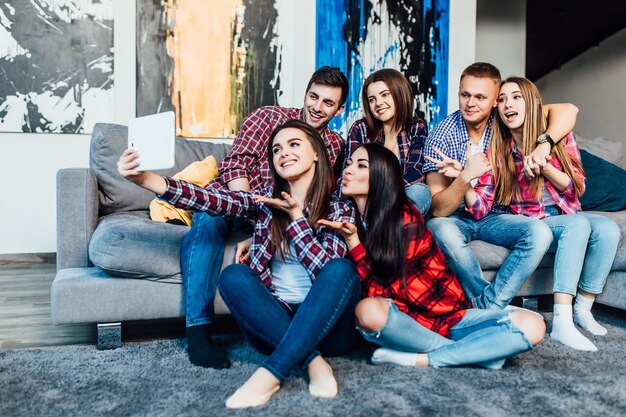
[0,254,95,348]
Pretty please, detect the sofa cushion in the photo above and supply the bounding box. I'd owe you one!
[89,211,189,278]
[90,123,231,216]
[577,136,623,168]
[470,240,555,271]
[579,150,626,211]
[89,210,251,279]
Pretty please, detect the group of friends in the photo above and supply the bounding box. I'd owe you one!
[116,62,620,409]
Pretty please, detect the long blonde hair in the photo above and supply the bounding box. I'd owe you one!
[490,77,584,205]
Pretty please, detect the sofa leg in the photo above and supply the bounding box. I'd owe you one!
[97,322,122,350]
[536,295,554,312]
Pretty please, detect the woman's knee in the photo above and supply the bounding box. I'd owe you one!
[589,215,621,245]
[354,298,389,333]
[318,258,359,286]
[526,220,553,251]
[510,310,546,346]
[218,264,251,294]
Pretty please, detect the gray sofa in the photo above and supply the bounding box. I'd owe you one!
[51,123,626,348]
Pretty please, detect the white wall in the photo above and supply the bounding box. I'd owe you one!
[448,0,477,114]
[0,0,475,254]
[535,28,626,143]
[0,0,134,254]
[475,0,526,79]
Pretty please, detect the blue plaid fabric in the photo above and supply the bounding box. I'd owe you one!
[160,177,356,292]
[423,110,493,173]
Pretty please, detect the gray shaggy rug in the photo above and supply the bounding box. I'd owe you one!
[1,308,625,417]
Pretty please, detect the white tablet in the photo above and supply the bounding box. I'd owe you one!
[128,111,176,171]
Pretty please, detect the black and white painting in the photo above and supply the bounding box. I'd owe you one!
[0,1,113,134]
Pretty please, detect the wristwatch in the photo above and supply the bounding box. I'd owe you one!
[537,133,555,149]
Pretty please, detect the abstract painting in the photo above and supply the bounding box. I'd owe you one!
[316,0,449,134]
[137,0,286,138]
[0,0,114,134]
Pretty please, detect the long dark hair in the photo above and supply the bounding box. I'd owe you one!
[359,144,423,282]
[267,119,333,256]
[361,68,415,141]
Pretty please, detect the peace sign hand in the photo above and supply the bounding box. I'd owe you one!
[254,191,304,221]
[425,146,464,178]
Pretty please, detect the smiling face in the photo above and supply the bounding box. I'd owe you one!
[271,127,319,183]
[366,81,396,125]
[341,146,370,198]
[458,75,499,127]
[497,82,526,132]
[303,83,344,131]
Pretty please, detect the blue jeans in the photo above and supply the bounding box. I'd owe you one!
[218,258,361,382]
[406,182,432,215]
[541,208,620,295]
[358,300,533,369]
[427,210,553,309]
[180,212,252,327]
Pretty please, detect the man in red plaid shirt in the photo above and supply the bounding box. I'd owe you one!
[181,67,349,369]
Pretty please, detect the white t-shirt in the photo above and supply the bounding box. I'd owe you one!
[468,130,487,187]
[270,241,312,304]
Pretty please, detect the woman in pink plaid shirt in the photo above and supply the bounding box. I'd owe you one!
[465,77,620,352]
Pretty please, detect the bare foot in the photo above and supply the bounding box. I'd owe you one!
[307,356,338,398]
[225,367,280,409]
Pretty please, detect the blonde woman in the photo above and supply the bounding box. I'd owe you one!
[465,77,620,351]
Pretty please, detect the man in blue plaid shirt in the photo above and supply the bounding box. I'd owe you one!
[182,67,349,369]
[423,62,579,310]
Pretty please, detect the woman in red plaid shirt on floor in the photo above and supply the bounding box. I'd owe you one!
[320,143,545,368]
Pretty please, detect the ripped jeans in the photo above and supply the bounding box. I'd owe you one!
[358,300,533,369]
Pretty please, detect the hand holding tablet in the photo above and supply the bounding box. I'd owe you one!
[128,111,176,171]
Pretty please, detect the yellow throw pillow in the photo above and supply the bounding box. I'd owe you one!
[149,156,219,226]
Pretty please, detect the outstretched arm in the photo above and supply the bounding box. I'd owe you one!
[117,149,167,194]
[118,149,259,218]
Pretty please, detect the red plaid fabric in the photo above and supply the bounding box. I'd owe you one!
[467,132,585,219]
[216,106,344,191]
[350,206,471,337]
[160,177,356,292]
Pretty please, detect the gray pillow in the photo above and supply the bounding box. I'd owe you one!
[89,211,188,278]
[89,123,231,216]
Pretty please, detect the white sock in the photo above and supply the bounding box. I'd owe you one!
[550,304,598,351]
[371,348,418,367]
[574,294,607,336]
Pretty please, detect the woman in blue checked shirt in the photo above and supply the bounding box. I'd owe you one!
[465,77,620,352]
[117,119,361,409]
[343,68,431,214]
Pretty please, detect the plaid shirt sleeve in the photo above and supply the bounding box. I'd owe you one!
[403,119,428,186]
[545,132,586,213]
[560,132,586,198]
[286,199,355,281]
[159,177,259,219]
[423,116,454,174]
[348,242,372,281]
[466,169,497,219]
[218,107,276,185]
